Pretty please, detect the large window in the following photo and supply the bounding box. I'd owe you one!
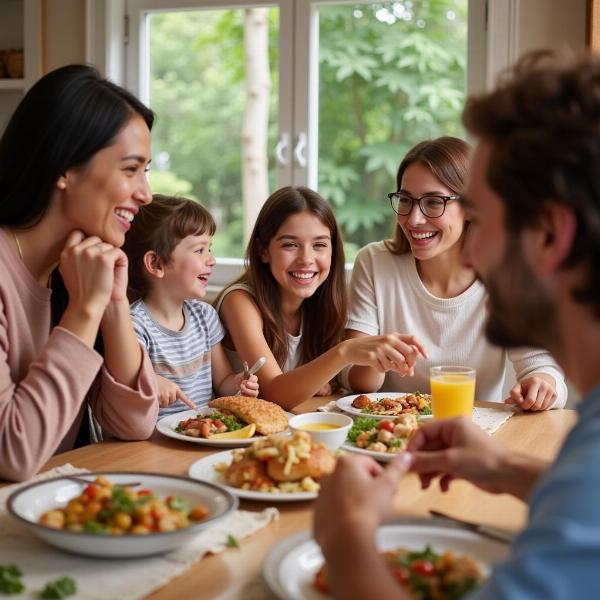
[315,2,467,258]
[90,0,491,281]
[145,7,282,257]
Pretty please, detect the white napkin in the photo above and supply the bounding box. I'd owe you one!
[318,400,514,434]
[0,464,279,600]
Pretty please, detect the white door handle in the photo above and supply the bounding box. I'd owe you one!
[294,132,307,168]
[275,133,289,167]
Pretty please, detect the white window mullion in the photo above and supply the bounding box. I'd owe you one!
[484,0,520,90]
[85,0,126,85]
[276,0,295,188]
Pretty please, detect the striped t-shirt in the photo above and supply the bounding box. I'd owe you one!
[130,299,225,416]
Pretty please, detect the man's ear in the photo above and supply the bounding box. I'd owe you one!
[533,202,577,274]
[143,251,165,278]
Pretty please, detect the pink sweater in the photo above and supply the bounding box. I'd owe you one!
[0,230,158,481]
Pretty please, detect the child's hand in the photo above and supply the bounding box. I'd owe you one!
[156,374,195,409]
[236,372,259,397]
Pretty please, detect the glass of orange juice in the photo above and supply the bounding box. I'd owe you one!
[430,366,476,419]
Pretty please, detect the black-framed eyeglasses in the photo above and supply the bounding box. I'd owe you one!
[387,192,461,218]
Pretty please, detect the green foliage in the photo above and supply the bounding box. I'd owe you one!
[149,170,196,199]
[148,8,280,258]
[317,1,467,249]
[147,1,466,257]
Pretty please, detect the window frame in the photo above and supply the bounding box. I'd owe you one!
[86,0,512,293]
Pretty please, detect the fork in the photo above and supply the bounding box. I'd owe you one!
[236,356,267,395]
[66,476,142,487]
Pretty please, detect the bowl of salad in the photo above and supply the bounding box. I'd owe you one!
[7,472,237,558]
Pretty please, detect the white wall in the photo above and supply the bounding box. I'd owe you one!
[516,0,585,408]
[516,0,586,56]
[44,0,86,70]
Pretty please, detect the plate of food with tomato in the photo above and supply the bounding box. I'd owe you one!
[341,414,421,462]
[262,519,508,600]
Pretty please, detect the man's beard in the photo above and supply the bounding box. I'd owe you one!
[482,237,559,351]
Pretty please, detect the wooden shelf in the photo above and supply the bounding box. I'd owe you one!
[0,78,25,91]
[0,1,40,130]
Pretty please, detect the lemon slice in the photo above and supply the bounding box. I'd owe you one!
[209,423,256,440]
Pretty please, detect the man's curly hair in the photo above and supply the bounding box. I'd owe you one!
[464,50,600,316]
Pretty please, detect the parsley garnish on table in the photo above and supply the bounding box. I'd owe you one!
[40,576,77,599]
[0,565,24,594]
[0,567,77,598]
[226,534,240,548]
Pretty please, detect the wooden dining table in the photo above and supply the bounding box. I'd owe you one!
[10,399,578,599]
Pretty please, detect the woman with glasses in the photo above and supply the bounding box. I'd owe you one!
[342,136,567,410]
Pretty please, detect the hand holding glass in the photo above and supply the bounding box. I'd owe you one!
[430,366,476,419]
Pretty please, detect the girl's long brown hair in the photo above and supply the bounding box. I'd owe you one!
[216,186,347,368]
[385,136,471,254]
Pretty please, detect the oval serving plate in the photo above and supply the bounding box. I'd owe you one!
[157,408,293,447]
[336,392,432,421]
[188,450,318,502]
[341,441,399,463]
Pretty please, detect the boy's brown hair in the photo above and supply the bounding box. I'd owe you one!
[123,194,216,302]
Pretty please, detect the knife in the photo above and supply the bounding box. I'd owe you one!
[429,510,514,544]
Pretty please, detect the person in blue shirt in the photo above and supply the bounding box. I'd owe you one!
[314,50,600,599]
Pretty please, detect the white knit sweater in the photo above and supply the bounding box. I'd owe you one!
[344,241,567,407]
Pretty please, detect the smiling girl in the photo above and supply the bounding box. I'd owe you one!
[215,186,426,410]
[344,137,567,410]
[0,65,159,481]
[123,195,258,415]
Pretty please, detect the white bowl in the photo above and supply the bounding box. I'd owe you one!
[7,471,237,558]
[288,412,353,451]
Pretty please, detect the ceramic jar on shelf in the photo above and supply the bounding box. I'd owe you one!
[0,49,24,79]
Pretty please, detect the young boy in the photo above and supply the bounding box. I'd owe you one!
[123,194,258,416]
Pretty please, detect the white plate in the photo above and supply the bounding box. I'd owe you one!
[263,519,509,600]
[7,472,237,558]
[336,392,433,420]
[188,450,318,502]
[341,442,398,463]
[156,408,292,447]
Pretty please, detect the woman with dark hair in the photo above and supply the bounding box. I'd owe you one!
[0,64,159,481]
[215,186,425,410]
[343,136,567,409]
